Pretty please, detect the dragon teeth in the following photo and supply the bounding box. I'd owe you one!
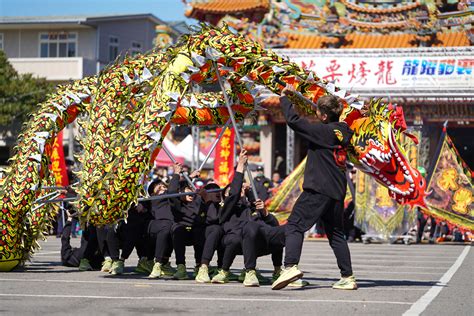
[388,185,403,195]
[404,173,414,183]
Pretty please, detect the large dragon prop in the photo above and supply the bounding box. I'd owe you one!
[0,24,427,271]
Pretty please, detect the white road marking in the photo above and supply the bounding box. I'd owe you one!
[0,293,413,305]
[31,251,60,255]
[402,245,471,316]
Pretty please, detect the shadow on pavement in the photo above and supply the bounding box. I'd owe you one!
[303,276,437,288]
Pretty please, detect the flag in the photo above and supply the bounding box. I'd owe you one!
[267,157,354,224]
[49,131,69,187]
[214,128,235,187]
[424,133,473,231]
[267,157,306,224]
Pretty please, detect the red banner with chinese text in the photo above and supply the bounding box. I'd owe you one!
[214,128,235,187]
[425,134,473,231]
[49,131,69,187]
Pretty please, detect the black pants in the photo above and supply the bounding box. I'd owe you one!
[172,223,205,266]
[107,216,148,260]
[284,190,353,277]
[96,226,110,258]
[148,219,173,263]
[61,222,102,268]
[221,231,242,270]
[201,225,224,265]
[61,221,84,267]
[242,221,285,270]
[417,213,436,243]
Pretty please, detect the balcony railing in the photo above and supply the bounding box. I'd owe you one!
[8,57,98,81]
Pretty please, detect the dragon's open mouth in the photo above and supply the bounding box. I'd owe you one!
[357,125,427,208]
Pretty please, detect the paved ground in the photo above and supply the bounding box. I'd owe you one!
[0,238,472,315]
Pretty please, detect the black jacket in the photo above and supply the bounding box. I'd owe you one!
[254,175,272,201]
[148,174,180,221]
[203,201,221,225]
[169,174,204,227]
[280,96,354,200]
[220,172,279,233]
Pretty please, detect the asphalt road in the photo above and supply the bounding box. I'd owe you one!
[0,238,472,315]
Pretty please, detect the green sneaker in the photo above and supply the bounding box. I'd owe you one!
[211,269,230,284]
[160,262,176,277]
[272,268,282,283]
[271,265,303,290]
[110,259,124,275]
[195,265,211,283]
[173,264,189,280]
[238,269,245,283]
[332,275,357,290]
[148,262,163,279]
[256,270,271,285]
[146,259,155,272]
[208,266,219,278]
[243,270,259,287]
[135,257,152,275]
[193,265,200,278]
[79,258,92,271]
[101,257,113,273]
[288,279,310,288]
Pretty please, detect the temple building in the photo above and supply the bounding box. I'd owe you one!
[184,0,474,175]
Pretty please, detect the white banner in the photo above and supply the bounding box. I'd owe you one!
[286,54,474,91]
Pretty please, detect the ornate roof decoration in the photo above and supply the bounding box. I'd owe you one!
[183,0,473,48]
[185,0,270,24]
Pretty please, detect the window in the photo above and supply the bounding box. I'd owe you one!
[39,32,77,57]
[130,41,142,56]
[0,33,3,50]
[109,36,119,61]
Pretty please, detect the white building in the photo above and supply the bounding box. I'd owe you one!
[0,14,183,162]
[0,14,181,81]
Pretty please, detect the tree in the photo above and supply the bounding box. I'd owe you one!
[0,50,54,141]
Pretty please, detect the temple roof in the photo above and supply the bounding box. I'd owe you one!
[341,0,421,14]
[186,0,270,18]
[184,0,473,48]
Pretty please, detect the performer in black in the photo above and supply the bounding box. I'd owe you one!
[272,87,356,290]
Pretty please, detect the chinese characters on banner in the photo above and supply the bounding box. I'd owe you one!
[291,55,473,90]
[49,131,69,187]
[425,134,473,231]
[214,128,235,187]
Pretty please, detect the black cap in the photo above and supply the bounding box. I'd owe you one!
[204,182,220,191]
[256,166,264,172]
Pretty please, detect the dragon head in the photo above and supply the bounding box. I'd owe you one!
[347,99,427,208]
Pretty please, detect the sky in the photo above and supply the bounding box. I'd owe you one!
[0,0,193,23]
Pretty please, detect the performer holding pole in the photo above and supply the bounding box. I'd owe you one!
[272,85,357,290]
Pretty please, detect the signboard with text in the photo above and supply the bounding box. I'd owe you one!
[286,54,473,91]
